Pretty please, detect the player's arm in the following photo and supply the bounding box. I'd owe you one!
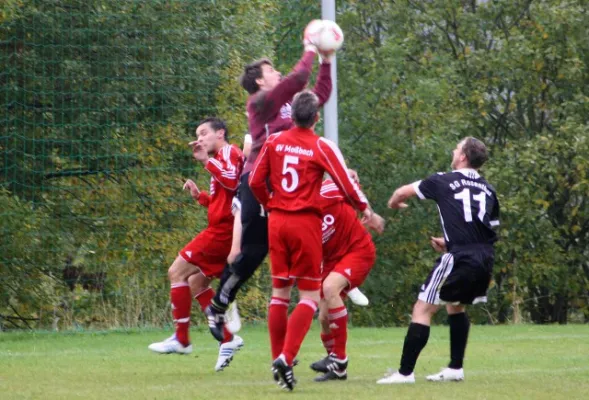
[317,138,370,215]
[312,56,333,106]
[387,184,416,209]
[253,50,316,118]
[430,236,446,253]
[243,134,252,159]
[248,141,272,208]
[196,146,241,191]
[183,179,210,207]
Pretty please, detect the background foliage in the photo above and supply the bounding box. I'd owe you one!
[1,0,587,329]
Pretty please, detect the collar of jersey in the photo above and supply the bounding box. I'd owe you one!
[287,126,316,135]
[453,168,480,179]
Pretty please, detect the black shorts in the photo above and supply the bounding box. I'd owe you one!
[239,172,268,249]
[418,245,494,305]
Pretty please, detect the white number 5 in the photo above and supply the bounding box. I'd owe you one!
[281,155,299,192]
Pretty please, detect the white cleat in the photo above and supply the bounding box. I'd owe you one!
[215,335,244,372]
[426,367,464,382]
[347,287,369,306]
[148,335,193,355]
[377,370,415,384]
[225,302,242,334]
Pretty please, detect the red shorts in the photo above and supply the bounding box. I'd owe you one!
[268,210,322,291]
[179,227,232,278]
[322,236,376,293]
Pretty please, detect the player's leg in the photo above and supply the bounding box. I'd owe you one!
[426,247,492,382]
[378,253,454,384]
[317,299,334,354]
[224,206,243,334]
[273,213,322,391]
[148,255,199,354]
[206,175,268,340]
[424,303,467,382]
[311,272,349,381]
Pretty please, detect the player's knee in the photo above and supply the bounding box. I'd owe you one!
[322,277,345,300]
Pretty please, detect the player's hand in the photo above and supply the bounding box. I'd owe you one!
[364,212,385,234]
[318,49,336,63]
[387,192,409,209]
[189,141,208,163]
[430,236,446,253]
[183,179,200,200]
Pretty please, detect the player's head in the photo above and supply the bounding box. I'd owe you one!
[240,58,281,94]
[451,137,488,170]
[291,90,320,129]
[195,117,229,155]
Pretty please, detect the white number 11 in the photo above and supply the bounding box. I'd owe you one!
[454,188,486,222]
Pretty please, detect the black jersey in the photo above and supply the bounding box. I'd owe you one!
[413,168,500,251]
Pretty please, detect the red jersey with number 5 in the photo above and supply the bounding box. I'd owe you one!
[248,127,368,215]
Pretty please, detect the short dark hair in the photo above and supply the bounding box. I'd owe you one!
[462,137,488,169]
[291,90,319,129]
[198,117,228,140]
[240,58,273,94]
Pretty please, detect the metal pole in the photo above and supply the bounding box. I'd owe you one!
[321,0,339,145]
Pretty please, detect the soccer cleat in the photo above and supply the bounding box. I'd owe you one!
[314,369,348,382]
[205,304,227,342]
[272,358,299,385]
[148,335,192,355]
[347,287,369,306]
[215,335,244,372]
[376,370,415,384]
[426,367,464,382]
[225,301,242,334]
[310,354,348,374]
[272,355,296,391]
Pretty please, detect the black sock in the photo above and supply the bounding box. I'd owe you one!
[448,312,470,369]
[399,322,430,375]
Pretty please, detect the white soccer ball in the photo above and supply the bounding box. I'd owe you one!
[304,19,344,52]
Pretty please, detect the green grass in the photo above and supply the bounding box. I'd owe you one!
[1,324,588,400]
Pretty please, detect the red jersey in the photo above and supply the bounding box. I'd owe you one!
[196,144,244,231]
[248,127,368,215]
[243,51,332,175]
[319,179,373,264]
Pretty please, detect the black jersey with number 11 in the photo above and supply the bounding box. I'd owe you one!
[412,168,500,251]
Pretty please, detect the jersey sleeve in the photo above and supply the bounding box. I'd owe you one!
[197,191,211,208]
[248,141,272,207]
[205,146,242,191]
[312,63,332,106]
[412,173,444,201]
[317,138,369,212]
[489,195,500,227]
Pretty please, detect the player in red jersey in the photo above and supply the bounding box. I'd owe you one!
[249,91,380,390]
[205,26,335,341]
[310,173,385,382]
[148,118,245,372]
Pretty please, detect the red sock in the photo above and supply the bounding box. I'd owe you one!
[282,299,317,365]
[268,297,289,359]
[328,306,348,360]
[320,331,335,354]
[171,282,192,346]
[195,287,233,343]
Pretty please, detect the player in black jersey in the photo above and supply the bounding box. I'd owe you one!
[377,137,500,384]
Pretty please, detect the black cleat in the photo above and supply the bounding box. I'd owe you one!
[272,357,296,391]
[205,305,226,342]
[272,358,299,385]
[310,354,348,374]
[314,369,348,382]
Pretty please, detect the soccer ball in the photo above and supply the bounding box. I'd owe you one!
[304,19,344,52]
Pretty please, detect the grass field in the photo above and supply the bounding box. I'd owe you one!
[1,324,588,400]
